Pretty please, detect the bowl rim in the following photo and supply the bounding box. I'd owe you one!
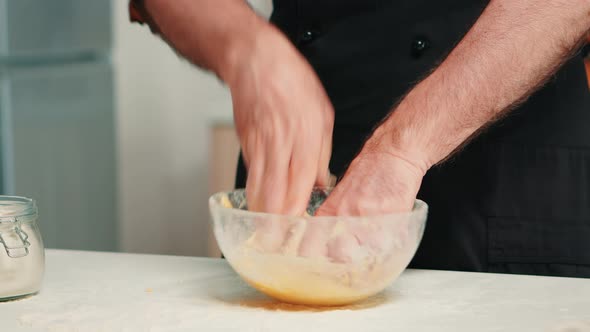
[209,189,428,221]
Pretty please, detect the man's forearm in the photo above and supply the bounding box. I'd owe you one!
[372,0,590,172]
[142,0,267,80]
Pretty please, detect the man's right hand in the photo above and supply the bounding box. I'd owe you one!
[221,25,334,216]
[140,0,333,214]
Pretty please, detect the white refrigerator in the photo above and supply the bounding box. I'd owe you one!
[0,0,117,251]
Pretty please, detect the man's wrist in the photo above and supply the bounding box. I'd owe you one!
[363,119,433,177]
[214,14,270,84]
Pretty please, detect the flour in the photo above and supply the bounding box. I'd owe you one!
[0,220,44,300]
[16,272,389,332]
[548,321,590,332]
[13,250,590,332]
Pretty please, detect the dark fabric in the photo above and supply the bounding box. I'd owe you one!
[236,0,590,277]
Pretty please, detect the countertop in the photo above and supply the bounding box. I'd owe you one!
[2,249,589,332]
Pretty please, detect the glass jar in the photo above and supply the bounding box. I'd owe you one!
[0,196,44,301]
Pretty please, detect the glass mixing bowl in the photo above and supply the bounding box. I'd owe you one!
[209,188,428,306]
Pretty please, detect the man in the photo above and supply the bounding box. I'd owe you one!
[131,0,590,277]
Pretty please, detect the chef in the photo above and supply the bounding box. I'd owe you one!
[130,0,590,278]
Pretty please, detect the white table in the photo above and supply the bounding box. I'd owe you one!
[2,250,589,332]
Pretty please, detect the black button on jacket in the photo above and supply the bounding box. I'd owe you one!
[236,0,590,278]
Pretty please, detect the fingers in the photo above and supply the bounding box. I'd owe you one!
[250,215,291,253]
[245,128,330,216]
[259,136,291,214]
[315,99,334,188]
[315,132,333,188]
[244,136,291,251]
[327,232,362,264]
[245,128,292,214]
[283,136,320,216]
[328,174,337,188]
[297,219,335,257]
[245,144,265,212]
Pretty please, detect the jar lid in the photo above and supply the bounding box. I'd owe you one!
[0,196,37,258]
[0,196,37,221]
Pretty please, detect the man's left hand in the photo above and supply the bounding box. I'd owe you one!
[300,138,426,263]
[316,140,425,217]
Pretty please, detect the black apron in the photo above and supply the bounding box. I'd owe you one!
[235,0,590,278]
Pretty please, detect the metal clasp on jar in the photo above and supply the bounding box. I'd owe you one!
[0,218,31,258]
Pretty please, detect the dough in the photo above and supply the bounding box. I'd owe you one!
[217,191,415,306]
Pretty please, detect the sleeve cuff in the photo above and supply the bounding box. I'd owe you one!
[129,0,146,24]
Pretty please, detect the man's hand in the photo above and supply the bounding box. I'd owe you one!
[245,134,424,262]
[226,26,334,215]
[307,137,424,262]
[316,139,425,216]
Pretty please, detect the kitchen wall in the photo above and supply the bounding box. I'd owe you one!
[112,0,272,256]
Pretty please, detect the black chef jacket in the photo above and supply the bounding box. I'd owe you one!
[235,0,590,278]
